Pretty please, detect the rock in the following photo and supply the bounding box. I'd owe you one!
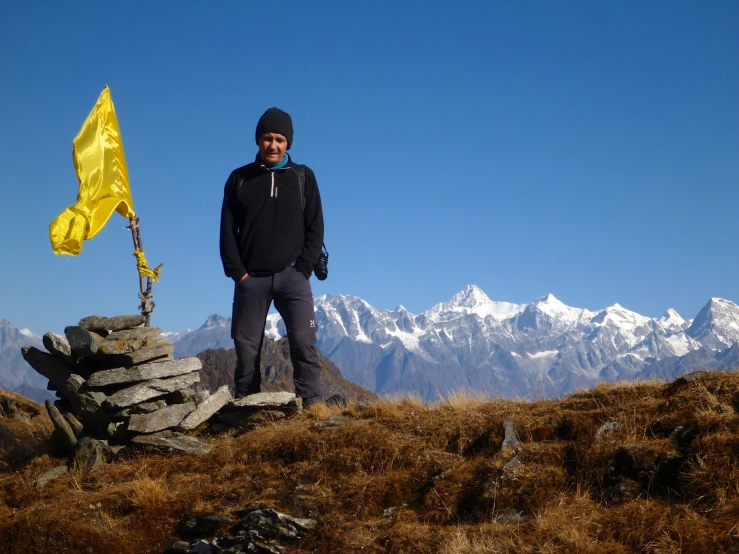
[127,402,196,434]
[65,326,104,358]
[218,410,287,429]
[131,430,212,455]
[35,465,68,491]
[501,417,521,449]
[113,400,167,419]
[670,426,698,450]
[104,372,200,409]
[8,401,30,422]
[105,340,174,367]
[21,347,81,389]
[682,370,712,382]
[225,392,302,412]
[166,541,191,553]
[496,507,527,524]
[215,509,316,553]
[43,332,77,364]
[595,421,620,443]
[79,314,146,332]
[73,437,105,472]
[179,386,232,430]
[86,357,202,387]
[502,454,521,472]
[63,411,85,437]
[98,327,163,355]
[168,388,196,405]
[178,514,232,539]
[45,399,77,449]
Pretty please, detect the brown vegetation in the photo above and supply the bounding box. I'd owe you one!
[1,371,738,553]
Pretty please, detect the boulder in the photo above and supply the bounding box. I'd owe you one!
[79,314,146,332]
[42,332,77,364]
[86,357,201,387]
[64,326,105,358]
[73,437,105,472]
[104,372,200,409]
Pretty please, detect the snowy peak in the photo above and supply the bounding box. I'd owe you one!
[687,297,739,348]
[19,328,38,339]
[448,285,492,308]
[200,314,230,329]
[591,303,651,331]
[658,308,686,332]
[532,293,590,324]
[427,285,524,322]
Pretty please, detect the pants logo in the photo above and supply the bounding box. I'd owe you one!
[310,320,316,328]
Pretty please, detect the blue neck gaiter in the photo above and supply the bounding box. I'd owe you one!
[266,152,289,170]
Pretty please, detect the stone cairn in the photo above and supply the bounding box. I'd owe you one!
[21,314,303,482]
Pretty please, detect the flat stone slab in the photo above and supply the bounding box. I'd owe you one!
[131,431,212,455]
[21,346,81,388]
[179,386,232,430]
[98,327,163,355]
[35,465,68,491]
[42,332,77,364]
[103,372,200,409]
[226,392,301,411]
[87,357,202,387]
[127,402,196,433]
[104,340,174,367]
[79,314,146,332]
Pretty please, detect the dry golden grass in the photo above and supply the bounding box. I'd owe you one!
[0,371,738,553]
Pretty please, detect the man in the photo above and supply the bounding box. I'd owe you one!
[219,107,324,406]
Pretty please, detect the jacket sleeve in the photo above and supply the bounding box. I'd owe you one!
[219,173,247,282]
[294,166,325,279]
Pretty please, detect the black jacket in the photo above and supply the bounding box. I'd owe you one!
[219,155,324,281]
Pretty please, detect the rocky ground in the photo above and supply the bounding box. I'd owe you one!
[0,370,738,553]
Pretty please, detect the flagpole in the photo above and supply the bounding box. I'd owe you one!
[127,217,161,327]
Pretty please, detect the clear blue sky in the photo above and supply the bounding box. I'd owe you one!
[1,1,738,335]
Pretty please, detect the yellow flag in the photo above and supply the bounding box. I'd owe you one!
[50,86,136,255]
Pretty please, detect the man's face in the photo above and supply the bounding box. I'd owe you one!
[258,133,288,166]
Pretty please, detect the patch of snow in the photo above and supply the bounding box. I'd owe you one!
[664,333,696,357]
[19,328,36,338]
[527,350,558,359]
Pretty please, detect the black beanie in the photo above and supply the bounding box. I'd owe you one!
[255,107,294,149]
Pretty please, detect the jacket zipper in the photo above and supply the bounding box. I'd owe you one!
[271,172,275,198]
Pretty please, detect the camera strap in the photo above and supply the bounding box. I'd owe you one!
[297,165,328,257]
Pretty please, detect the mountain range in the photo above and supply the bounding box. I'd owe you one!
[3,286,739,402]
[167,285,739,401]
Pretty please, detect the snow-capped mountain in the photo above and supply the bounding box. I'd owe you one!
[168,286,739,401]
[0,320,49,399]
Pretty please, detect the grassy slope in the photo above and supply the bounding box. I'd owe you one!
[0,372,737,553]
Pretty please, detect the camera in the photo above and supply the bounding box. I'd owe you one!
[314,244,329,281]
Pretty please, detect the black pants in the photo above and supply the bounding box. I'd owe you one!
[231,266,322,400]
